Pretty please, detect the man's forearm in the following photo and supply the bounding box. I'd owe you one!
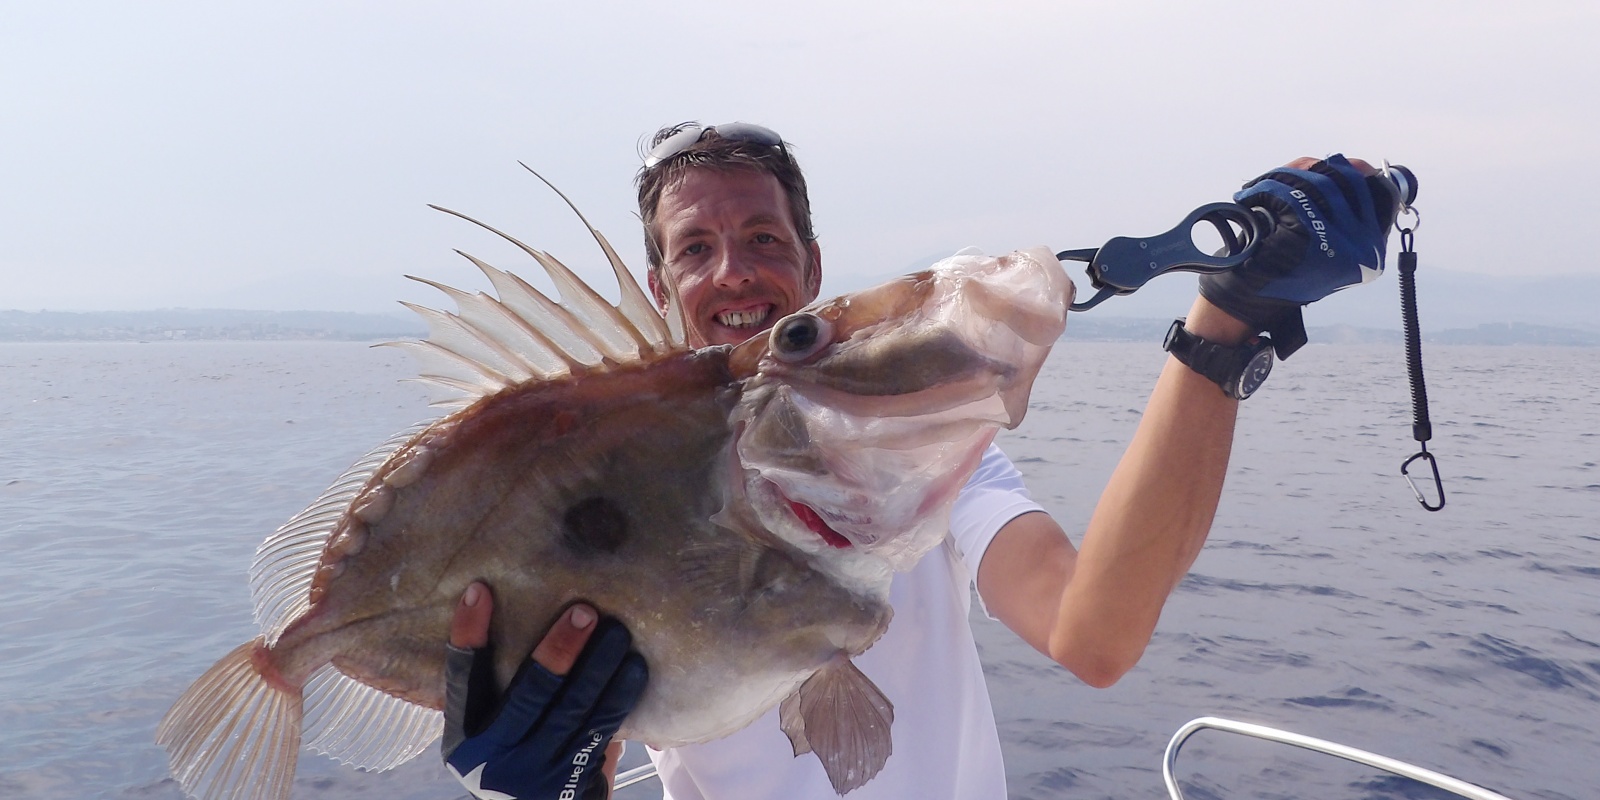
[1046,295,1247,686]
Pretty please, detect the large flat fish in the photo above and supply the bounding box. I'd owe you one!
[157,184,1071,800]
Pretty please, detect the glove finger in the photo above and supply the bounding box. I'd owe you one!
[478,654,565,747]
[528,619,636,754]
[585,651,649,736]
[554,654,648,800]
[1307,154,1374,227]
[442,642,505,757]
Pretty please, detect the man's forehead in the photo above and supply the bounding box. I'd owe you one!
[656,170,794,233]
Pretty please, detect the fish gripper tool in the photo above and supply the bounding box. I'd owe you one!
[1060,201,1270,313]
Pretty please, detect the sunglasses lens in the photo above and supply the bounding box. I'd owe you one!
[642,123,785,168]
[643,125,707,168]
[712,122,783,146]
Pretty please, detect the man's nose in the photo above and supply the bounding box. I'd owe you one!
[710,247,756,288]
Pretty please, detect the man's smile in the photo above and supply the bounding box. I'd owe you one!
[715,303,775,330]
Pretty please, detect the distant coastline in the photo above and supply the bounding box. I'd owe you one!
[4,309,1597,346]
[0,309,426,343]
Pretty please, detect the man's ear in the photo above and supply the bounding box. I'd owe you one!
[648,269,668,309]
[805,241,823,302]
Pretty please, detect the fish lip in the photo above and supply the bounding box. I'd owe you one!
[783,497,853,549]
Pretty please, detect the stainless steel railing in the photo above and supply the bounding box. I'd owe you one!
[1163,716,1517,800]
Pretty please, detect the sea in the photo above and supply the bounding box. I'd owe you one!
[0,340,1596,800]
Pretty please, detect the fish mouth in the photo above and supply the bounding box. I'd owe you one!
[785,499,853,549]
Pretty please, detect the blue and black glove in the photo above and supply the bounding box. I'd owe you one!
[442,617,648,800]
[1200,154,1401,358]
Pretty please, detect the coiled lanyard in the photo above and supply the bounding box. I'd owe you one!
[1395,203,1446,511]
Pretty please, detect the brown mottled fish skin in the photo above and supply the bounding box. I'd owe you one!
[277,346,890,736]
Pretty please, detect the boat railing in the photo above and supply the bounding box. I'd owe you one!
[614,715,1520,798]
[1163,716,1517,800]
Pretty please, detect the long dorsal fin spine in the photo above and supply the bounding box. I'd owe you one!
[455,249,605,366]
[428,204,633,360]
[520,247,639,360]
[405,276,556,379]
[518,162,672,351]
[454,252,588,372]
[502,266,623,360]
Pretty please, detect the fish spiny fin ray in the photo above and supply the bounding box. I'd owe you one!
[518,162,674,351]
[424,203,685,371]
[249,421,436,645]
[398,302,521,386]
[302,665,442,771]
[793,658,895,795]
[403,277,559,381]
[454,252,593,369]
[156,639,301,800]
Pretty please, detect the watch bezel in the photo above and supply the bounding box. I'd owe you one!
[1230,342,1276,400]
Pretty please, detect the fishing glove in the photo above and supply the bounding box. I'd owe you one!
[1200,154,1400,358]
[442,617,648,800]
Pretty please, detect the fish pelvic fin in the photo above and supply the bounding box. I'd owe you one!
[156,639,302,800]
[778,657,894,795]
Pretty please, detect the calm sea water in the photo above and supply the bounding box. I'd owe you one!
[1,341,1596,799]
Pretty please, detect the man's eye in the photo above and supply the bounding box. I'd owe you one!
[753,233,777,244]
[683,243,709,256]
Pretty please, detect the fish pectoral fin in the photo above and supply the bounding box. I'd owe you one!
[778,687,811,757]
[788,658,894,795]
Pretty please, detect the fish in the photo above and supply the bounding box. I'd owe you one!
[156,178,1072,800]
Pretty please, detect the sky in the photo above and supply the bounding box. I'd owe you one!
[3,1,1597,313]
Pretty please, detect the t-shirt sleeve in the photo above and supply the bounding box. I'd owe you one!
[948,443,1045,594]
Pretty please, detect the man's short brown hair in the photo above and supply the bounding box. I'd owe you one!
[634,123,817,279]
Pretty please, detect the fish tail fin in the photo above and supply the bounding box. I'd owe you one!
[157,639,303,800]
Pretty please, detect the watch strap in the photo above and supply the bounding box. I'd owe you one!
[1164,318,1272,399]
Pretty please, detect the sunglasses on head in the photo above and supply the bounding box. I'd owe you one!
[643,123,786,168]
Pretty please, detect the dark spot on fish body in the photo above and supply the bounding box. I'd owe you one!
[562,496,629,555]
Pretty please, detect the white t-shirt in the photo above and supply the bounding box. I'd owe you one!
[648,444,1044,799]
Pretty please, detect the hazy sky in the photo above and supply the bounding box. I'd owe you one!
[4,2,1596,312]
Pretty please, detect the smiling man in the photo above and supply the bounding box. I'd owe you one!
[439,123,1399,799]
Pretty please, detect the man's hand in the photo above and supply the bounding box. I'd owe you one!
[442,582,647,800]
[1200,154,1401,358]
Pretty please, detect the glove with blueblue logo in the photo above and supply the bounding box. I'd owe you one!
[1200,154,1400,358]
[442,616,648,800]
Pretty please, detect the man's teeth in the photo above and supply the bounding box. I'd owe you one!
[717,307,770,328]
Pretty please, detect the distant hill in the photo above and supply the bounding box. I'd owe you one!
[0,309,425,342]
[5,267,1599,347]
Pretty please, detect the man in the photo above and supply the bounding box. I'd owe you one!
[439,123,1399,798]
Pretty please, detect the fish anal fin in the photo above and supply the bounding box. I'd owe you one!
[793,657,894,795]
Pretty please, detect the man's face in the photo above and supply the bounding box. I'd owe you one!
[648,169,822,348]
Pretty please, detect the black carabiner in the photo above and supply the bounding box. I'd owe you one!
[1401,445,1445,511]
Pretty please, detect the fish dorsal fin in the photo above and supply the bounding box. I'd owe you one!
[301,664,442,771]
[518,163,676,353]
[778,657,895,794]
[249,420,436,646]
[401,191,687,403]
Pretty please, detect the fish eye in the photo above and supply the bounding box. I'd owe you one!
[769,313,832,363]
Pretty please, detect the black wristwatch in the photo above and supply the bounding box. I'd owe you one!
[1163,318,1275,400]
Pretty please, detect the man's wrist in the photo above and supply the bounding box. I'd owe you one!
[1181,295,1254,346]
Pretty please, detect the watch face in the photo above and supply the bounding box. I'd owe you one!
[1235,347,1274,399]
